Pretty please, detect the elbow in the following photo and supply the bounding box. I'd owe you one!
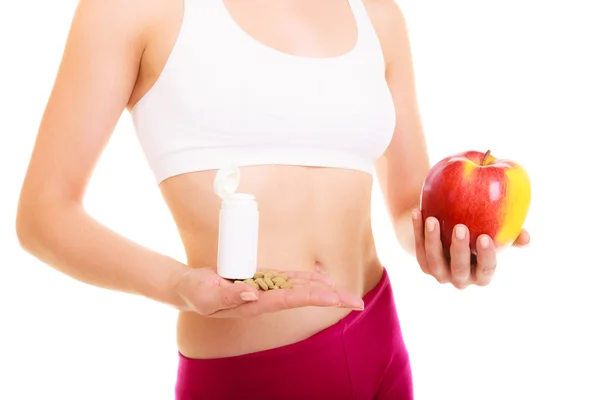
[15,201,42,254]
[16,192,83,257]
[15,195,61,256]
[16,178,84,258]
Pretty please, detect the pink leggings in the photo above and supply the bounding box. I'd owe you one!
[175,268,413,399]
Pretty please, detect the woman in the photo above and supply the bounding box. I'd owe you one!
[16,0,530,399]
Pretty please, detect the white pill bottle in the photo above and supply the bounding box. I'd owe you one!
[213,165,259,280]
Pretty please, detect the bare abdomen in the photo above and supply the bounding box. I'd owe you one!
[159,165,384,358]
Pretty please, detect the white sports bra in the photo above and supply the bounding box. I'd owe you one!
[130,0,397,184]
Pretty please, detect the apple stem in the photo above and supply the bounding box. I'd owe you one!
[482,150,492,166]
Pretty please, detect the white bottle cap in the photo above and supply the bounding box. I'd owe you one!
[214,165,240,198]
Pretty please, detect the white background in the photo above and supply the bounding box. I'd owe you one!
[1,1,599,399]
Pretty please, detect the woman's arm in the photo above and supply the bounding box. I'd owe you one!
[16,0,188,308]
[369,1,431,256]
[16,0,364,314]
[370,1,530,288]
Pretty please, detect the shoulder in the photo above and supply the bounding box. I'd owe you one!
[71,0,176,46]
[362,0,411,66]
[362,0,408,34]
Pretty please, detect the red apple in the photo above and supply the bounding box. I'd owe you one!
[420,150,531,253]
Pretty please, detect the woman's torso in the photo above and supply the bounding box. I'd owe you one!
[127,0,396,359]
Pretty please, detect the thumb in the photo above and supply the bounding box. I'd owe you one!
[512,229,530,247]
[214,282,260,311]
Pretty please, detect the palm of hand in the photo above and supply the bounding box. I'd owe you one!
[176,267,365,318]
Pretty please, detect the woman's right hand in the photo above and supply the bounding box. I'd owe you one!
[174,267,365,318]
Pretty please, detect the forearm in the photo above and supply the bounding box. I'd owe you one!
[16,201,189,309]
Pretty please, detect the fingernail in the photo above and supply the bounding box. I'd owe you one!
[352,300,365,310]
[455,226,466,240]
[240,292,259,301]
[480,235,490,249]
[426,218,436,232]
[412,210,419,220]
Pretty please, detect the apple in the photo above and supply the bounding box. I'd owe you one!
[420,150,531,253]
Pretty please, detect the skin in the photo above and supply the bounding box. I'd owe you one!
[16,0,529,359]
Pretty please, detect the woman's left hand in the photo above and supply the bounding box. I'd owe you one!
[411,209,530,289]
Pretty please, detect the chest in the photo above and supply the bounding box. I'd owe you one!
[220,0,358,59]
[174,60,391,146]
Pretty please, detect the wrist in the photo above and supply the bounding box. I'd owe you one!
[165,262,194,311]
[393,207,419,257]
[134,256,192,311]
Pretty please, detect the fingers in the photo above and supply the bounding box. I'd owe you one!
[512,229,530,247]
[423,217,450,283]
[212,281,364,319]
[474,235,497,286]
[412,210,430,274]
[271,282,363,311]
[412,209,504,289]
[449,224,472,289]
